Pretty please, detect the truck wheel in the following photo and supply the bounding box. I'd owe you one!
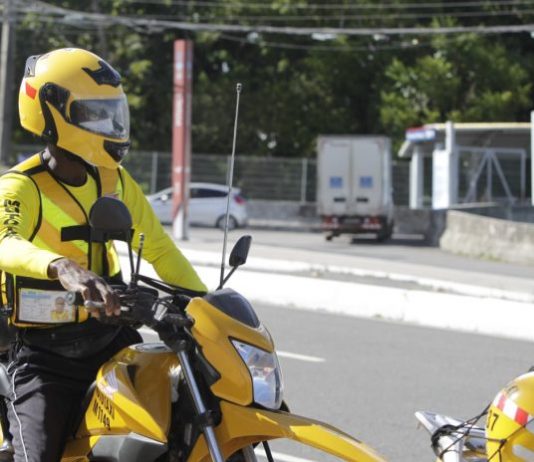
[376,232,391,243]
[376,223,393,242]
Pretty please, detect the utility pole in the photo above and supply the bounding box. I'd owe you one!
[0,0,14,167]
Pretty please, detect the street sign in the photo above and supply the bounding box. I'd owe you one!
[406,127,436,142]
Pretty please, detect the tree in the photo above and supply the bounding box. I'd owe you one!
[380,23,532,142]
[6,0,534,162]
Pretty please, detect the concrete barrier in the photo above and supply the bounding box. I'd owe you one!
[247,200,316,220]
[392,207,447,244]
[440,210,534,265]
[246,200,321,231]
[246,200,447,241]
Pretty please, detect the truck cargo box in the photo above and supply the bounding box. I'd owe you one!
[317,136,394,240]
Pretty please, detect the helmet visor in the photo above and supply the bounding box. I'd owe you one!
[69,95,129,140]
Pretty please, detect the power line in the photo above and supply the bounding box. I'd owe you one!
[17,1,534,37]
[116,0,534,11]
[120,9,534,23]
[6,10,474,55]
[218,33,445,53]
[14,3,534,26]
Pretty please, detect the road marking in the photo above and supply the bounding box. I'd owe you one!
[139,328,325,363]
[277,351,325,363]
[255,449,316,462]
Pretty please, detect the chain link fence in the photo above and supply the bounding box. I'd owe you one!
[122,151,410,205]
[11,146,411,205]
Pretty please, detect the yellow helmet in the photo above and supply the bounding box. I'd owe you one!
[19,48,130,168]
[486,372,534,461]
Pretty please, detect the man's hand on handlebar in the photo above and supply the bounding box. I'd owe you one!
[48,258,121,317]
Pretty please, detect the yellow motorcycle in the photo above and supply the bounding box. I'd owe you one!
[415,410,487,462]
[0,197,386,462]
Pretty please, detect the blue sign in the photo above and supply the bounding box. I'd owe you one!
[406,127,436,142]
[360,176,373,188]
[330,176,343,189]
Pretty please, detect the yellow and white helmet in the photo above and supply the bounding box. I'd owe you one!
[19,48,130,168]
[486,372,534,461]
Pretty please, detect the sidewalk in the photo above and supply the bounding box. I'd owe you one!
[170,227,534,302]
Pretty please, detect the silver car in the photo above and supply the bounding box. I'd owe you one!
[147,182,248,229]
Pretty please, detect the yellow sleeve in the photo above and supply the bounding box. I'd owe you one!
[120,168,207,293]
[0,172,64,279]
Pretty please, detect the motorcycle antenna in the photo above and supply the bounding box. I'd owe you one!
[220,83,242,289]
[133,233,145,285]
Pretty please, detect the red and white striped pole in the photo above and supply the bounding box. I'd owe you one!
[171,40,193,240]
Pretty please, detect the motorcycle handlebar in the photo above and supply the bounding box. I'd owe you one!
[163,312,194,328]
[65,291,85,306]
[66,282,134,306]
[66,286,194,329]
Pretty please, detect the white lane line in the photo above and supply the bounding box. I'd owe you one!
[277,351,325,363]
[139,328,325,363]
[255,449,316,462]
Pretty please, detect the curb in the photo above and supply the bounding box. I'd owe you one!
[180,249,534,305]
[118,252,534,343]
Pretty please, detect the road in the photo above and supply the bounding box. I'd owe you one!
[142,301,534,462]
[175,227,534,297]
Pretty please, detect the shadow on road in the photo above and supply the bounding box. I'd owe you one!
[349,233,429,247]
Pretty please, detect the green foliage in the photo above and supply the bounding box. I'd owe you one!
[7,0,534,161]
[380,28,532,141]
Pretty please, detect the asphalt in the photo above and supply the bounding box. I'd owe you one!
[117,224,534,342]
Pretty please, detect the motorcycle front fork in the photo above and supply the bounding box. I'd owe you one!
[177,350,274,462]
[177,350,225,462]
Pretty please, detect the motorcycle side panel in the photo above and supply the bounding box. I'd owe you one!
[188,401,387,462]
[74,344,179,443]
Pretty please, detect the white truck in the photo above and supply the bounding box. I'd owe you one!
[317,135,394,241]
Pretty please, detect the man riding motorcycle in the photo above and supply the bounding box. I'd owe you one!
[0,48,206,462]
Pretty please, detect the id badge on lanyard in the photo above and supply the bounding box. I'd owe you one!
[14,277,78,325]
[18,288,76,324]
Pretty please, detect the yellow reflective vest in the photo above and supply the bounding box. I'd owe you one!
[0,152,207,327]
[1,153,122,326]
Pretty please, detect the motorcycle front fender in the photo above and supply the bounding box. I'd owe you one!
[188,400,386,462]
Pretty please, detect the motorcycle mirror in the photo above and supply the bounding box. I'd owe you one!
[89,197,133,243]
[229,235,252,268]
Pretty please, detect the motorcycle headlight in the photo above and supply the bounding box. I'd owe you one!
[232,340,284,410]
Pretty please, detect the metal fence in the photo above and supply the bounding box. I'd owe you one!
[122,151,411,205]
[123,152,319,201]
[12,144,531,207]
[11,146,411,205]
[457,148,529,204]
